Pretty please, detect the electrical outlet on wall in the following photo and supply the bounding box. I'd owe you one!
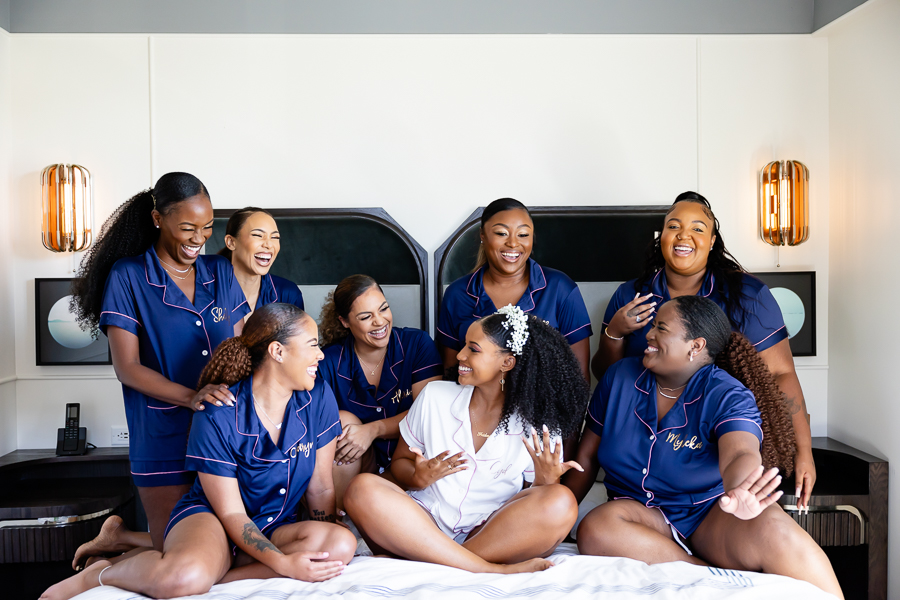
[111,427,129,447]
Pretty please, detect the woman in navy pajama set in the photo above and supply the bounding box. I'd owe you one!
[566,296,842,599]
[317,275,442,508]
[68,173,248,553]
[218,207,305,318]
[437,198,593,381]
[42,303,355,600]
[591,192,817,507]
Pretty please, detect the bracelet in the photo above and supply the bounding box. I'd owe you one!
[603,327,624,341]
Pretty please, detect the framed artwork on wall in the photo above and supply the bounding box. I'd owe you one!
[35,278,111,366]
[753,271,816,357]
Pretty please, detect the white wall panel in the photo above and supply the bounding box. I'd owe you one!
[15,377,125,449]
[10,35,150,382]
[825,0,900,594]
[0,28,15,381]
[698,35,830,433]
[151,35,698,252]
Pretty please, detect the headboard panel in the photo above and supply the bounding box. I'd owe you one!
[208,208,429,330]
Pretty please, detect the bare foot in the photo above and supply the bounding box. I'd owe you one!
[72,515,129,570]
[42,559,111,600]
[497,558,554,574]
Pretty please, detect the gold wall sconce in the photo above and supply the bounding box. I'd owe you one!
[41,164,93,252]
[758,160,809,246]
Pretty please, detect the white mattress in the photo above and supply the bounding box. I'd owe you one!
[73,542,836,600]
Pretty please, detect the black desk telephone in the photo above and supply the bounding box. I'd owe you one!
[56,403,87,456]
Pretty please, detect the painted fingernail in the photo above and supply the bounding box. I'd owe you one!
[542,424,549,433]
[531,426,537,435]
[216,401,223,406]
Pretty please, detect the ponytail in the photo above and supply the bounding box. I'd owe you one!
[198,302,310,389]
[197,337,252,388]
[715,332,796,475]
[71,172,209,332]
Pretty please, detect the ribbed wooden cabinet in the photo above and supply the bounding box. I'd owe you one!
[779,437,888,600]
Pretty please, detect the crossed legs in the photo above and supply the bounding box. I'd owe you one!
[577,499,843,598]
[344,473,576,573]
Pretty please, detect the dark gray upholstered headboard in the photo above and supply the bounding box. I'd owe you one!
[435,206,669,314]
[209,208,429,330]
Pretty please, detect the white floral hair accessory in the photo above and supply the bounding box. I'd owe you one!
[497,304,529,356]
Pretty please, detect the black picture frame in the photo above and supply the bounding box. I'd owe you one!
[35,278,111,366]
[752,271,816,357]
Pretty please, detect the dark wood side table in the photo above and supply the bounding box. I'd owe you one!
[0,447,135,600]
[779,437,888,600]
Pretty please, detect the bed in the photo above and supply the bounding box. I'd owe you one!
[73,542,835,600]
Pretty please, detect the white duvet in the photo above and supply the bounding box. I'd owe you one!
[72,543,835,600]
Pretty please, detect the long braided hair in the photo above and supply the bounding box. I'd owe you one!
[671,295,795,474]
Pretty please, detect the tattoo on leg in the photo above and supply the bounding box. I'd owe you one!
[311,509,336,523]
[241,522,282,555]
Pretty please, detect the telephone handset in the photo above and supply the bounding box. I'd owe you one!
[56,403,87,456]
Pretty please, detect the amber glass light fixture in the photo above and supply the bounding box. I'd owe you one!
[758,160,809,246]
[41,164,93,252]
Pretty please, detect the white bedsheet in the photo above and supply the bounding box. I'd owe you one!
[73,543,835,600]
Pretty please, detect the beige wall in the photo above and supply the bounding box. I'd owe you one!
[4,33,829,452]
[824,0,900,595]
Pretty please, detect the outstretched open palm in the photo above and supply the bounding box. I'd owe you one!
[719,465,783,520]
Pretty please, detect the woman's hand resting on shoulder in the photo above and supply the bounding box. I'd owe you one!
[523,425,583,486]
[190,383,235,411]
[408,448,468,489]
[719,465,783,520]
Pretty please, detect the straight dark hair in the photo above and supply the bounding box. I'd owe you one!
[217,207,274,262]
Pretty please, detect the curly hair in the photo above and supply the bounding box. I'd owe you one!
[70,172,209,333]
[217,206,273,262]
[636,191,749,325]
[670,296,795,475]
[478,313,589,438]
[198,303,310,388]
[473,198,533,272]
[318,274,382,346]
[715,332,796,475]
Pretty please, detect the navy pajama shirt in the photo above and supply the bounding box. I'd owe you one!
[100,247,250,487]
[319,327,442,469]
